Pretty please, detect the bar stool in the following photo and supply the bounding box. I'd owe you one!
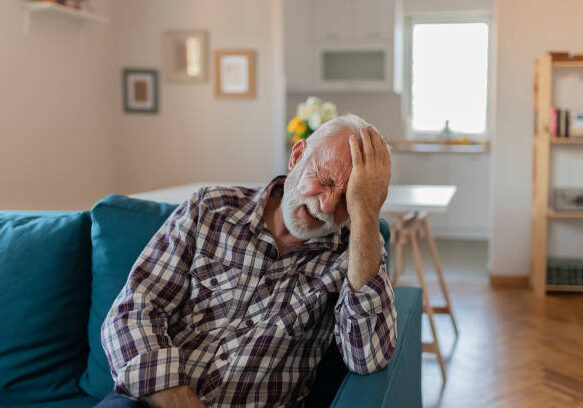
[387,210,459,383]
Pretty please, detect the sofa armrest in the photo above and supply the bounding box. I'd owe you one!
[330,286,423,408]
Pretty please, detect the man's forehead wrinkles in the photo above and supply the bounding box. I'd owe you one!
[314,161,350,188]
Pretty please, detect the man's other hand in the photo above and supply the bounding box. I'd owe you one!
[140,384,206,408]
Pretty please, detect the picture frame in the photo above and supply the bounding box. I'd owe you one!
[214,49,256,99]
[123,69,159,114]
[164,30,208,83]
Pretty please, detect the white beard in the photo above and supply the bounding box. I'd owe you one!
[281,157,348,240]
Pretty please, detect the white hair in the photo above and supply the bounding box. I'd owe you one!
[305,113,387,154]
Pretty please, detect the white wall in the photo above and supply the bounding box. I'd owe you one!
[112,0,285,195]
[492,0,583,276]
[0,0,117,210]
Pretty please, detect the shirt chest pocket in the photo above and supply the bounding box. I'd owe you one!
[274,272,328,338]
[188,256,242,332]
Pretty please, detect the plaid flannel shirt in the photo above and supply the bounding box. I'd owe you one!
[101,175,397,407]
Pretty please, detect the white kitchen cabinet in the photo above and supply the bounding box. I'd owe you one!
[313,0,394,42]
[284,0,315,92]
[284,0,404,92]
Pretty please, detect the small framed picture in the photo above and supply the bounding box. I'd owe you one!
[164,30,208,82]
[123,69,159,113]
[214,49,256,99]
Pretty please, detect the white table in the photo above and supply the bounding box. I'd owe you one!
[383,185,456,215]
[132,182,457,214]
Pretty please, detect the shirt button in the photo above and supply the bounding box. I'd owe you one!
[219,353,228,361]
[210,278,218,286]
[246,319,253,328]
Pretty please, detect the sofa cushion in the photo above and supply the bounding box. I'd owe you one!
[0,211,92,404]
[79,195,178,399]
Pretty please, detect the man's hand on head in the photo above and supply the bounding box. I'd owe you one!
[347,125,391,223]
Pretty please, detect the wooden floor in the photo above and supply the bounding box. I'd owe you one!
[412,282,583,408]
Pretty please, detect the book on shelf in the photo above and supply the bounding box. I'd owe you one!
[547,258,583,285]
[550,107,583,138]
[551,107,558,137]
[571,112,583,137]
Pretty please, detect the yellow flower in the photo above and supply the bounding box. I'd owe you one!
[287,117,303,133]
[295,120,307,135]
[292,134,302,143]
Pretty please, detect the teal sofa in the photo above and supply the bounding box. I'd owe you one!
[0,194,422,408]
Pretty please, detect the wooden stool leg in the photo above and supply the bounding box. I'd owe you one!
[410,230,447,383]
[420,217,459,337]
[393,234,404,286]
[389,228,397,284]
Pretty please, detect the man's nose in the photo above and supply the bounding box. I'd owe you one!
[319,190,339,214]
[319,192,349,224]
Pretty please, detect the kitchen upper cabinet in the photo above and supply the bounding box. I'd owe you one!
[313,0,394,42]
[285,0,403,92]
[284,0,314,92]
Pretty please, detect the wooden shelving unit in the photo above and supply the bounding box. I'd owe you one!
[547,210,583,219]
[531,53,583,296]
[551,138,583,145]
[553,61,583,68]
[546,285,583,293]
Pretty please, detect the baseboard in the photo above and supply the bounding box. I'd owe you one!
[489,275,530,289]
[430,228,490,241]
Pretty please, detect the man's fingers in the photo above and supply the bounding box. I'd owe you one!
[360,127,374,162]
[365,126,383,166]
[368,126,380,150]
[349,134,362,167]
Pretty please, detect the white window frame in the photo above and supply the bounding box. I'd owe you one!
[402,11,494,141]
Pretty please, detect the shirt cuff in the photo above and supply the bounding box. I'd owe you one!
[113,347,189,398]
[338,232,391,317]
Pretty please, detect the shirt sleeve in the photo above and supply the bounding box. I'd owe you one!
[100,190,202,398]
[333,230,398,375]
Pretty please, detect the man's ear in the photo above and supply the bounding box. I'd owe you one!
[288,139,306,171]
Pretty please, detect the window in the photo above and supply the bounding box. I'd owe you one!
[406,19,490,139]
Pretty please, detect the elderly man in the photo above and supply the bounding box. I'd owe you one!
[99,114,397,408]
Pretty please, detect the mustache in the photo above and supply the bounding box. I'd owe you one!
[289,194,335,225]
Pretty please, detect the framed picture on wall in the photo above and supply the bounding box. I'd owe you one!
[214,49,256,99]
[123,69,159,113]
[164,30,208,82]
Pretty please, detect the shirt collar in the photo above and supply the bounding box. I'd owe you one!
[225,175,348,252]
[224,175,285,230]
